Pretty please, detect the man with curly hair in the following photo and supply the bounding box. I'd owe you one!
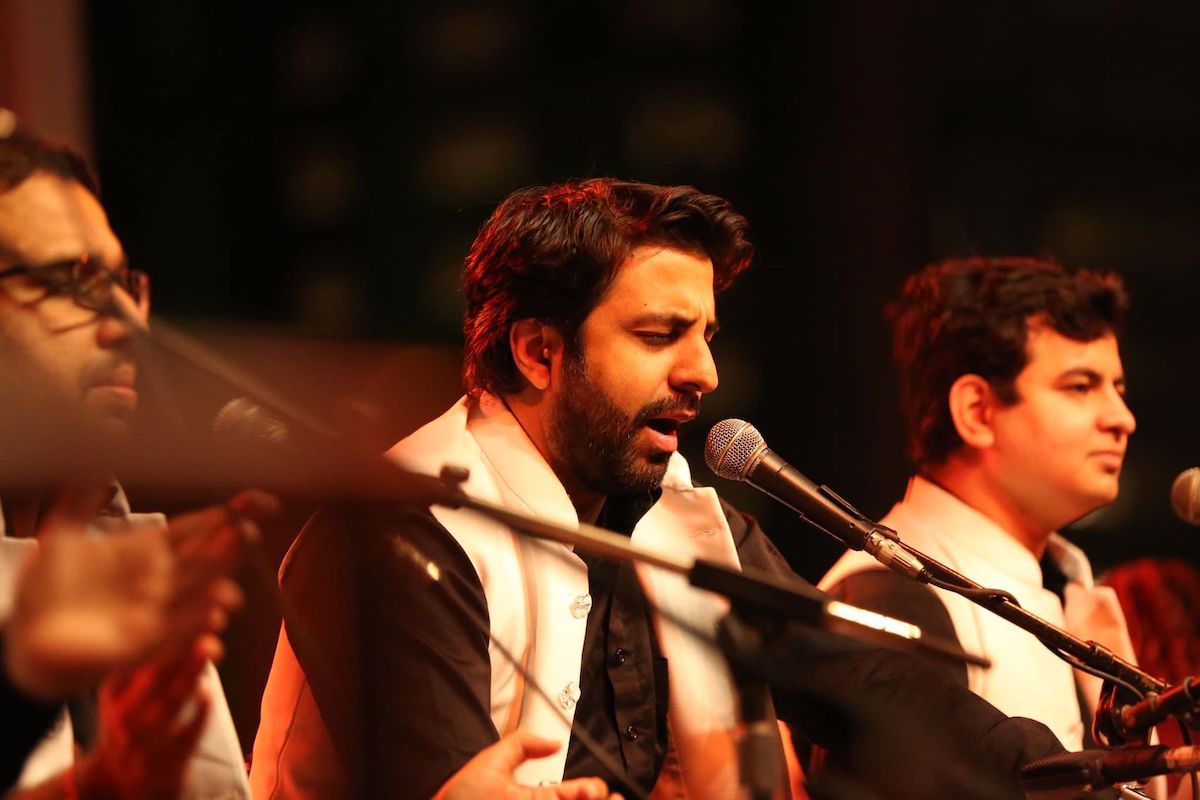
[822,257,1144,757]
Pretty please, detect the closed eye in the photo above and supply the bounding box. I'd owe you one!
[635,331,677,345]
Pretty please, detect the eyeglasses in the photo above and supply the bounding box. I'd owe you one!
[0,255,149,313]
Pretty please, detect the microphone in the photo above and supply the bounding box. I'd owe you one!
[1171,467,1200,525]
[1022,745,1200,792]
[1115,676,1200,739]
[213,397,290,445]
[705,419,929,581]
[214,404,989,666]
[199,396,459,507]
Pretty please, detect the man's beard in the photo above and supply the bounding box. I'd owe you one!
[548,352,698,497]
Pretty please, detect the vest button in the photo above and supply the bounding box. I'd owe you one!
[625,724,639,741]
[569,593,593,619]
[558,681,581,710]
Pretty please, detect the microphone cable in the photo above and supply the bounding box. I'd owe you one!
[389,532,658,800]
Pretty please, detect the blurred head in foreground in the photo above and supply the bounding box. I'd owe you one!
[0,114,149,454]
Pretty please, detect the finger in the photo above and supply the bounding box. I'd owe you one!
[488,731,563,772]
[150,628,227,671]
[166,524,239,610]
[168,520,246,602]
[163,575,243,648]
[167,505,232,553]
[205,604,230,635]
[209,577,245,613]
[149,601,218,663]
[125,646,208,737]
[194,632,225,664]
[164,493,274,558]
[225,489,282,523]
[149,688,212,768]
[38,484,115,538]
[167,687,211,749]
[157,641,209,695]
[122,639,206,707]
[552,779,611,800]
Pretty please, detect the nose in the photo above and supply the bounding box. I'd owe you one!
[1101,386,1136,438]
[95,285,146,348]
[672,336,719,396]
[96,311,133,348]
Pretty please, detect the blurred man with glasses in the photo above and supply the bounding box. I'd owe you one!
[0,117,260,800]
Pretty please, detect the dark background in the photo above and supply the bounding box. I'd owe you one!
[81,1,1200,748]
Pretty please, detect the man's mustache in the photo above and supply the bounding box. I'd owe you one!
[631,394,701,427]
[82,356,137,388]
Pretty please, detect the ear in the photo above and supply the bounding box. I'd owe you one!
[509,319,564,392]
[946,374,997,450]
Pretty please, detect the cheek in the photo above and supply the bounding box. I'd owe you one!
[582,341,670,402]
[999,399,1090,463]
[612,362,673,411]
[33,296,100,333]
[0,326,91,395]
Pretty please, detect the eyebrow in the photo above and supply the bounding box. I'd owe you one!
[48,252,130,271]
[629,312,720,337]
[1058,367,1125,386]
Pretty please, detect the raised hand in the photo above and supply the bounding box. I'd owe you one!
[3,487,278,701]
[74,642,213,800]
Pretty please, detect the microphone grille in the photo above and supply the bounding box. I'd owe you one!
[213,397,290,446]
[705,418,765,480]
[1171,467,1200,526]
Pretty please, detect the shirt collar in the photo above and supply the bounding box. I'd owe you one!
[900,475,1093,588]
[468,393,580,531]
[0,482,127,541]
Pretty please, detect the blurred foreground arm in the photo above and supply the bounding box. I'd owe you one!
[3,488,278,701]
[74,642,214,800]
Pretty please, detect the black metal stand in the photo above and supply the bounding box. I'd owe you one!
[716,613,787,800]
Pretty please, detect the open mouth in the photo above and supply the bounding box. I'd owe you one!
[645,417,681,436]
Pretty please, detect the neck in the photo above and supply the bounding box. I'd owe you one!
[924,460,1054,559]
[0,489,50,540]
[570,491,607,526]
[501,391,607,524]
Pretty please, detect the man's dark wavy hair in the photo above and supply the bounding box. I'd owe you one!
[0,117,99,197]
[462,178,754,396]
[890,256,1129,467]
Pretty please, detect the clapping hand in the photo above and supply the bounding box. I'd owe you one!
[3,487,278,701]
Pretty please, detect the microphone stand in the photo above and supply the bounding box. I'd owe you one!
[783,479,1195,795]
[100,290,981,670]
[102,290,1198,793]
[102,294,988,798]
[447,482,987,668]
[881,536,1171,744]
[447,483,990,800]
[795,479,1168,722]
[907,540,1158,683]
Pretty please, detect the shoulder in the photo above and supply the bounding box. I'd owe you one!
[716,495,798,582]
[825,569,967,686]
[279,503,488,624]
